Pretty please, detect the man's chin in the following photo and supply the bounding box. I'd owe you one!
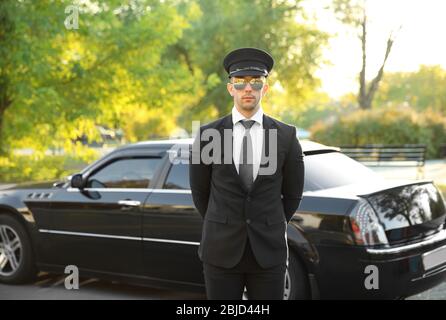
[240,102,257,110]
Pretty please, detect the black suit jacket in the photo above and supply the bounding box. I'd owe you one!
[189,113,305,268]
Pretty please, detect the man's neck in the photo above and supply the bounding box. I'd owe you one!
[235,105,260,119]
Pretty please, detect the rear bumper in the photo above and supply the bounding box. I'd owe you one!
[366,229,446,255]
[314,233,446,299]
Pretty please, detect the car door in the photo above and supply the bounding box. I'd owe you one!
[142,157,204,285]
[42,156,163,276]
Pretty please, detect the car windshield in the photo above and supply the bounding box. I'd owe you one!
[304,151,381,192]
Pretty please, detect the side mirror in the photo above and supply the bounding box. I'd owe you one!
[70,173,85,189]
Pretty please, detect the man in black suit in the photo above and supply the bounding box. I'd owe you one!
[190,47,305,300]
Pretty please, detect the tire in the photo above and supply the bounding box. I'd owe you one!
[285,250,311,300]
[0,215,37,284]
[242,250,311,300]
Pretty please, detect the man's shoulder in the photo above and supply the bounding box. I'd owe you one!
[265,114,296,132]
[200,114,230,131]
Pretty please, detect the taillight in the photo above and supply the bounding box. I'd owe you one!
[350,199,388,246]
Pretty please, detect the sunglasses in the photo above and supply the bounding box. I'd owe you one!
[231,77,265,91]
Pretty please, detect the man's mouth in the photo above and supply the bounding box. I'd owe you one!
[243,97,254,100]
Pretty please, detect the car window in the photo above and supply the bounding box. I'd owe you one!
[164,152,378,192]
[304,151,381,192]
[87,158,162,188]
[164,162,190,190]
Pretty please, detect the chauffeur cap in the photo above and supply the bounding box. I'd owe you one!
[223,47,274,78]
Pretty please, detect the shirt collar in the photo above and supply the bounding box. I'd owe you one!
[231,105,264,126]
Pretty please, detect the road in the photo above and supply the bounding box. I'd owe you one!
[0,271,445,300]
[0,272,206,300]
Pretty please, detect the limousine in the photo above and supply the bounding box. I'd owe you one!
[0,139,445,299]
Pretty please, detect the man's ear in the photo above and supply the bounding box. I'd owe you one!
[262,83,269,95]
[227,82,234,96]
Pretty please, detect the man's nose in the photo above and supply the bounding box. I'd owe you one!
[244,83,253,92]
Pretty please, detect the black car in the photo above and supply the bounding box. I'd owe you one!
[0,139,445,299]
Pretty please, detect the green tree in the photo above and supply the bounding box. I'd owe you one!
[331,0,398,110]
[0,0,199,155]
[375,65,446,113]
[170,0,329,126]
[1,0,328,158]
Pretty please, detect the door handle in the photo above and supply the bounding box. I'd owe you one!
[118,200,141,207]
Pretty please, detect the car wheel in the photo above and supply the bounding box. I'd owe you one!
[242,251,310,300]
[285,250,311,300]
[0,215,37,284]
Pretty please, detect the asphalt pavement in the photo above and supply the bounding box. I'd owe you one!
[0,270,445,300]
[0,272,206,300]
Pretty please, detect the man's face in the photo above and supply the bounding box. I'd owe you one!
[227,76,269,112]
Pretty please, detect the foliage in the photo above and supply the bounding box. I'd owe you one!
[171,0,329,125]
[375,65,446,114]
[330,0,364,28]
[310,106,446,159]
[437,183,446,199]
[0,0,201,153]
[0,0,330,182]
[0,145,99,183]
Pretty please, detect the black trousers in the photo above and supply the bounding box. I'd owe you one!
[203,238,286,300]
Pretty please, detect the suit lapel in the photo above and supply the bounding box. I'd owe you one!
[251,114,276,191]
[218,114,248,192]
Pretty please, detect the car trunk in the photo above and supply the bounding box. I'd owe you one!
[364,182,446,245]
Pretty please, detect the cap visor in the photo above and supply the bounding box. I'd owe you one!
[229,70,266,78]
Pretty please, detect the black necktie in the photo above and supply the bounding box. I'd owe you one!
[239,120,256,190]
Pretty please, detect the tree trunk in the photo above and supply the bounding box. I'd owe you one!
[0,79,12,156]
[358,8,368,109]
[357,6,395,110]
[0,2,13,156]
[364,35,394,109]
[0,107,7,156]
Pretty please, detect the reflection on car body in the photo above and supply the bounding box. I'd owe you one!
[0,139,445,299]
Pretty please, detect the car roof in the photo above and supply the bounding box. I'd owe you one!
[79,138,342,177]
[119,138,340,154]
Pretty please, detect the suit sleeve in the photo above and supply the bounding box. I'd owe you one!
[189,127,212,219]
[282,126,305,223]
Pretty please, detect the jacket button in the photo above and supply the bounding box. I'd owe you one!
[247,196,251,202]
[246,219,251,224]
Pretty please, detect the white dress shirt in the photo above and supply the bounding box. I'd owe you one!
[232,105,264,181]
